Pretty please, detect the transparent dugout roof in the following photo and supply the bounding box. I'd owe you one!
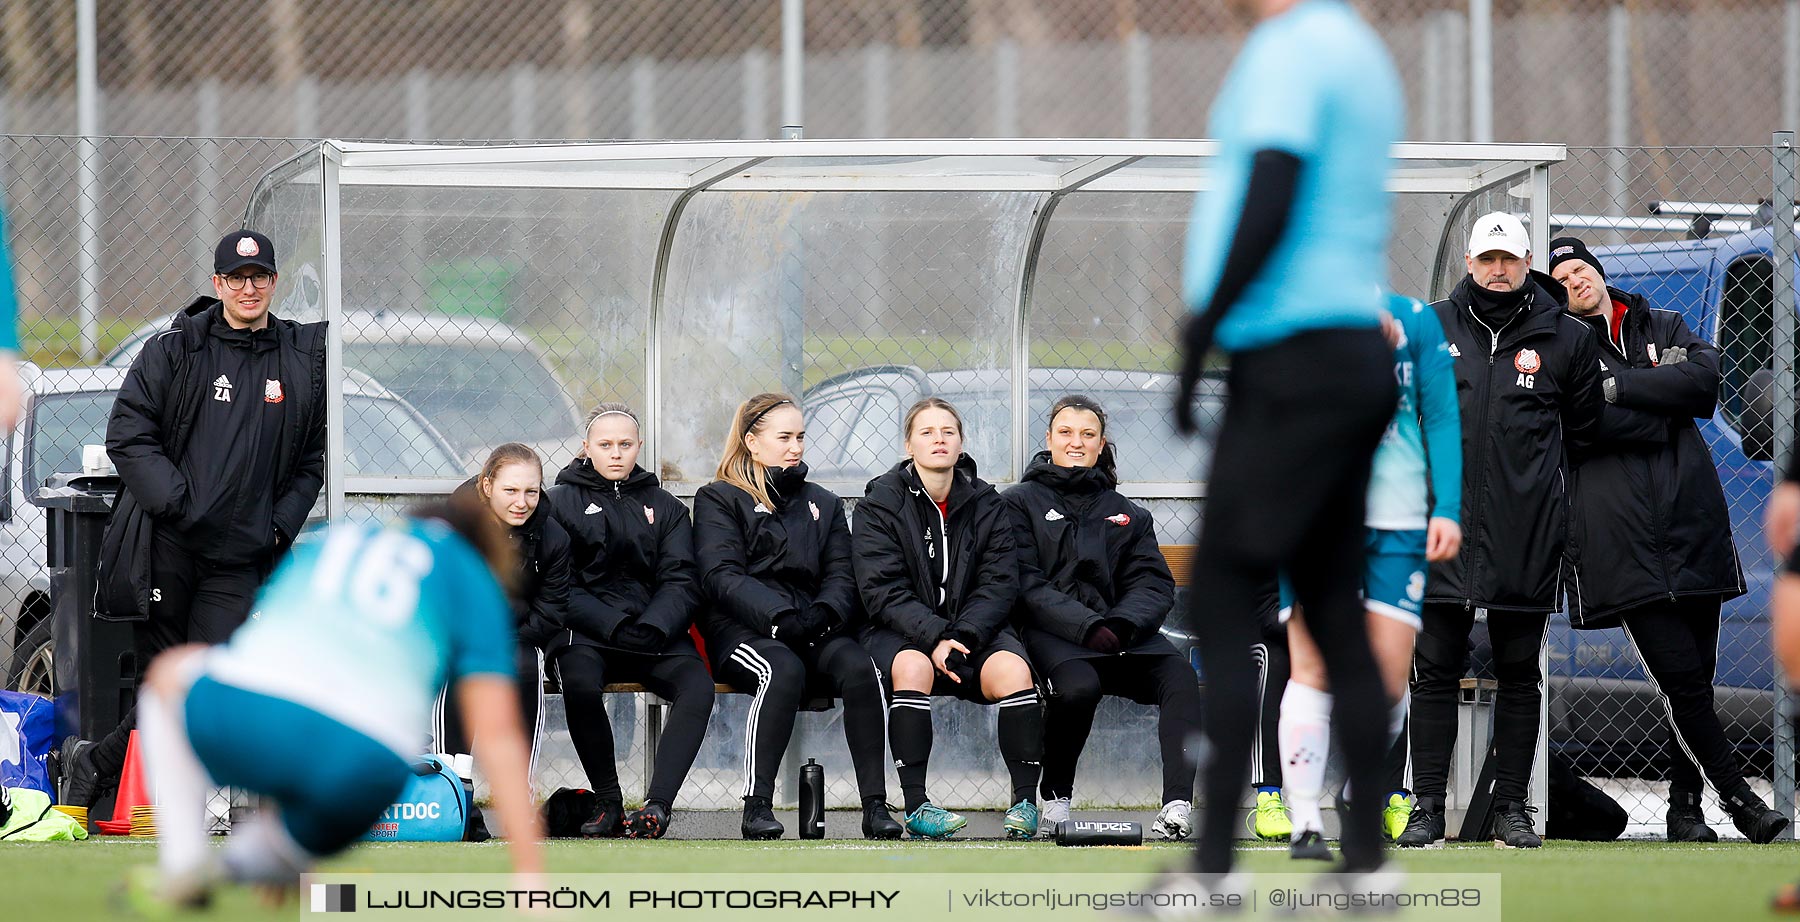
[319,139,1565,195]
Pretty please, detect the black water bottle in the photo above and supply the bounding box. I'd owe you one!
[798,759,826,839]
[1054,819,1143,846]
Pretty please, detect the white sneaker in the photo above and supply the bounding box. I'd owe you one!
[1154,799,1194,840]
[1041,797,1072,835]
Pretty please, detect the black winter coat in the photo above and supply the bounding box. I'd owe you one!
[1426,274,1605,614]
[1003,452,1177,669]
[452,477,572,648]
[852,455,1019,652]
[545,459,701,655]
[692,463,861,653]
[1564,289,1743,627]
[97,298,326,621]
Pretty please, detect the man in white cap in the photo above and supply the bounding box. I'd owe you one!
[1397,212,1604,849]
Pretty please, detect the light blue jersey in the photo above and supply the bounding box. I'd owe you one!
[0,199,21,351]
[1367,294,1462,530]
[1182,0,1402,353]
[204,518,514,759]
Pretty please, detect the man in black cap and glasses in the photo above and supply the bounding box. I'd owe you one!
[62,230,329,809]
[1550,235,1787,844]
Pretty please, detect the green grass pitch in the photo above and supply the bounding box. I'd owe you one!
[11,837,1800,921]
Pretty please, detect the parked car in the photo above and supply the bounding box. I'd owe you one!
[104,309,583,469]
[1,364,467,696]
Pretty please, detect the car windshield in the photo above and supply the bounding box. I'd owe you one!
[29,392,463,487]
[342,343,571,453]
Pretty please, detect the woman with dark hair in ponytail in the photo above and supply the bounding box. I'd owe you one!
[545,404,715,840]
[693,393,902,840]
[434,443,569,772]
[1003,394,1201,840]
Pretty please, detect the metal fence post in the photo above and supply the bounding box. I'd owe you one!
[1776,131,1799,837]
[1607,5,1630,245]
[742,49,769,139]
[295,76,320,139]
[196,80,221,275]
[782,0,804,135]
[862,45,889,139]
[995,39,1020,138]
[631,58,658,140]
[75,0,101,361]
[1787,0,1800,133]
[1468,0,1493,142]
[1125,30,1150,139]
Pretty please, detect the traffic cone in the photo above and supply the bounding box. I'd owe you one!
[95,730,152,836]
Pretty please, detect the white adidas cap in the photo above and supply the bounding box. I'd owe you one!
[1467,212,1531,258]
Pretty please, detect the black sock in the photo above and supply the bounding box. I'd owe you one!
[996,689,1044,806]
[888,691,932,813]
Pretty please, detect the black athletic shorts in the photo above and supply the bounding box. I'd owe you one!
[863,626,1032,703]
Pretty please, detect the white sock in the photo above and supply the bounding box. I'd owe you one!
[1278,682,1332,835]
[138,689,213,882]
[222,812,315,885]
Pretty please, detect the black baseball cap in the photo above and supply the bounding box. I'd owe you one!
[214,229,277,275]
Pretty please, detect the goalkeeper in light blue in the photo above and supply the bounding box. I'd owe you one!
[1275,293,1463,856]
[126,497,544,911]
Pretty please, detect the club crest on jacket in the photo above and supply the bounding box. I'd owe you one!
[809,500,820,521]
[1513,348,1541,374]
[644,505,655,524]
[1106,513,1131,526]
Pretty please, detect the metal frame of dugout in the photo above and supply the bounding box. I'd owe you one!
[243,138,1565,831]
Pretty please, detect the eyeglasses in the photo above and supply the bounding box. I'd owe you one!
[220,272,274,291]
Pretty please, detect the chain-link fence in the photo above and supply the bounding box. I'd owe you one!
[1,2,1795,146]
[2,136,1796,829]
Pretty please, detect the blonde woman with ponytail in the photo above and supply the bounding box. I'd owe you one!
[693,393,902,840]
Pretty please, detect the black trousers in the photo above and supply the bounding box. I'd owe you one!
[556,645,715,807]
[1041,650,1202,803]
[1251,635,1289,789]
[94,534,267,777]
[712,635,890,801]
[433,644,545,763]
[1409,605,1548,804]
[1187,328,1396,874]
[1619,596,1753,800]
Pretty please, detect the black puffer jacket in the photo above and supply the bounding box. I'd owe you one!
[1426,273,1604,614]
[693,463,860,653]
[852,455,1019,652]
[1564,288,1743,627]
[452,477,571,648]
[545,459,701,655]
[97,298,326,620]
[1003,452,1177,669]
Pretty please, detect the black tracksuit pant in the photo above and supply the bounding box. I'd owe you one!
[1187,328,1396,874]
[556,645,715,808]
[1040,650,1203,804]
[1409,605,1549,805]
[434,644,545,761]
[711,635,890,802]
[1619,597,1755,801]
[91,534,267,779]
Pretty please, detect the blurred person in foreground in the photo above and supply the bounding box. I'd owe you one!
[1768,407,1800,912]
[123,494,544,913]
[0,197,24,431]
[1551,236,1785,844]
[1168,0,1403,890]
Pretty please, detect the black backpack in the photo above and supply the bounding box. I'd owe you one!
[542,787,600,838]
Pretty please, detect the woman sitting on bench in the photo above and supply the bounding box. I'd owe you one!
[546,404,715,840]
[693,393,902,840]
[853,397,1043,840]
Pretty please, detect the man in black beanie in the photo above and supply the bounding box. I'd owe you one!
[62,230,329,812]
[1550,235,1786,844]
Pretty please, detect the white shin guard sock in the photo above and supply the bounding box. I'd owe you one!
[137,688,215,883]
[1278,682,1333,835]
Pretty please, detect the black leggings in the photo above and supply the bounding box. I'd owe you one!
[434,644,543,760]
[557,645,715,807]
[1409,605,1548,804]
[1187,328,1396,874]
[1041,651,1202,803]
[1619,597,1754,801]
[1251,634,1289,789]
[712,636,890,801]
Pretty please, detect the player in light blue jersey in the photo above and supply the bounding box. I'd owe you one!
[1274,294,1462,858]
[1169,0,1405,886]
[126,497,544,911]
